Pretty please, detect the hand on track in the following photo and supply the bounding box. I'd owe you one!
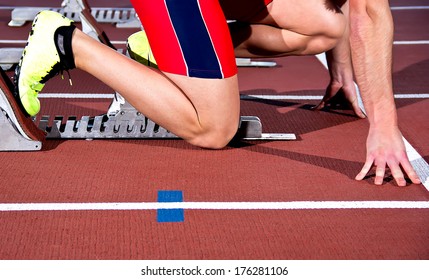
[355,126,421,186]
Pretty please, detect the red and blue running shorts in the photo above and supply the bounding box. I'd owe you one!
[130,0,273,79]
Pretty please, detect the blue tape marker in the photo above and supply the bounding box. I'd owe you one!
[157,190,184,223]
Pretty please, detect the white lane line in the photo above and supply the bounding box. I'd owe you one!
[0,6,51,10]
[394,94,429,98]
[241,94,429,100]
[404,138,429,188]
[39,93,115,99]
[394,41,429,45]
[0,40,26,44]
[36,93,429,100]
[391,6,429,10]
[242,95,322,100]
[315,53,429,191]
[0,201,428,211]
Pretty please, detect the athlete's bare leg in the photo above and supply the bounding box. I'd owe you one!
[73,29,240,149]
[230,0,347,57]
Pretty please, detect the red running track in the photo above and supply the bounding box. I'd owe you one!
[0,0,428,260]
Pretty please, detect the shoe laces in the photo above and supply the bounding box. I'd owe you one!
[61,69,73,86]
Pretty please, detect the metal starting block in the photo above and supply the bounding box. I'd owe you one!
[37,114,295,141]
[235,58,277,68]
[0,96,42,151]
[0,68,43,151]
[38,93,177,139]
[0,48,22,71]
[34,93,295,141]
[8,0,139,28]
[35,112,273,140]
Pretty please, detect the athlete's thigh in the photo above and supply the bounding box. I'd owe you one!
[130,0,239,124]
[131,0,236,79]
[165,73,240,130]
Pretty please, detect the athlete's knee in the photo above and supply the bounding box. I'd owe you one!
[188,121,239,149]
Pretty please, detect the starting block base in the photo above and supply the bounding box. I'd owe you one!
[34,111,295,142]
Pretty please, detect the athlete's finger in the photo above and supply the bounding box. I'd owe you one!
[341,86,366,119]
[313,86,334,111]
[355,157,374,181]
[374,162,386,185]
[389,163,406,187]
[400,159,422,185]
[313,100,326,111]
[349,98,366,119]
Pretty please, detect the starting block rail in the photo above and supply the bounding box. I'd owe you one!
[34,93,295,141]
[8,0,139,28]
[34,114,294,141]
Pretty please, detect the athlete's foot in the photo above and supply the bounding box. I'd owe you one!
[14,10,76,117]
[127,31,158,68]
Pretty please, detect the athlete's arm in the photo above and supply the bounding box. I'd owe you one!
[348,0,420,186]
[314,1,365,118]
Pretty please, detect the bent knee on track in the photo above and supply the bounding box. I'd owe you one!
[187,121,239,149]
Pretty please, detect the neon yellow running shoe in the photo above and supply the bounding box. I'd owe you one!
[127,31,158,68]
[14,10,76,116]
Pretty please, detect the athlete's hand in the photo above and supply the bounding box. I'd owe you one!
[313,47,365,118]
[314,75,366,119]
[355,126,421,186]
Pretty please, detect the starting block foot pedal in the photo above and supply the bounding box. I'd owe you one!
[0,68,45,151]
[235,58,277,68]
[0,48,22,71]
[237,116,296,141]
[0,109,42,151]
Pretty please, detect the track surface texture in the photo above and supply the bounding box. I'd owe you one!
[0,0,428,260]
